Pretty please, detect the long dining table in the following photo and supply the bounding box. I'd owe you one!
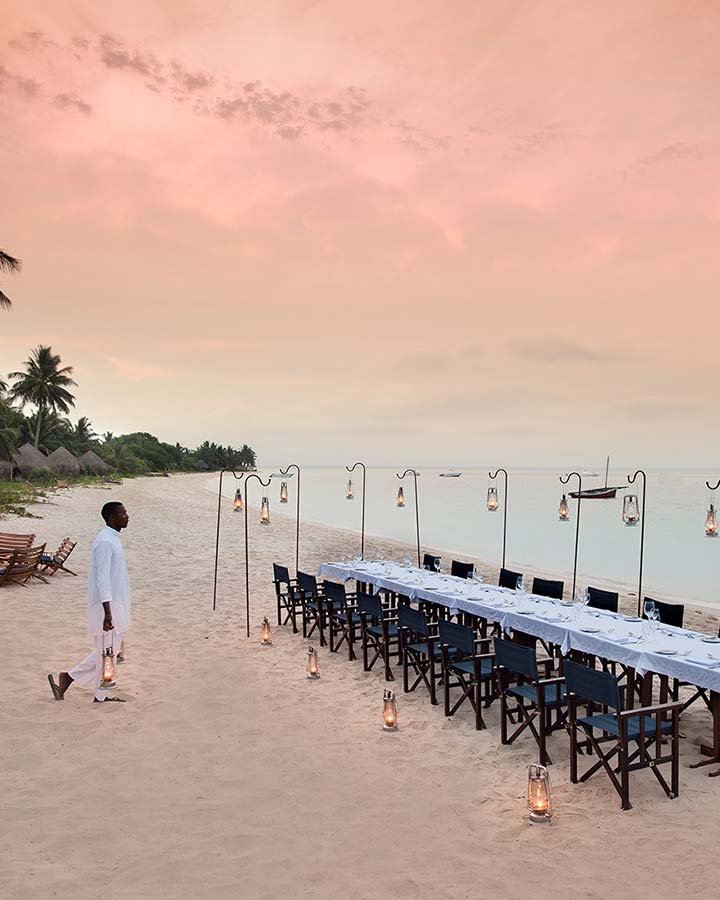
[317,558,720,774]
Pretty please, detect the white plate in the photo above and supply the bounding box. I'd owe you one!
[701,636,720,643]
[580,627,601,633]
[515,608,534,615]
[656,648,676,655]
[623,616,642,622]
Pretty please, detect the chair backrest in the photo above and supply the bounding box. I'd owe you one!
[450,560,474,579]
[273,562,290,585]
[0,532,35,551]
[643,597,684,628]
[0,545,46,583]
[398,604,428,636]
[297,571,317,594]
[438,618,476,655]
[322,580,346,608]
[564,659,621,711]
[493,636,538,681]
[423,553,441,571]
[587,586,619,613]
[357,591,383,619]
[55,538,76,562]
[499,567,522,590]
[532,577,564,600]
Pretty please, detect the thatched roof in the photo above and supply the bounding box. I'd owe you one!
[78,449,110,475]
[47,446,82,475]
[0,460,13,481]
[13,443,50,475]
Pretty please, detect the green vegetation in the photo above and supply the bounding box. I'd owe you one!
[0,481,44,518]
[0,343,256,480]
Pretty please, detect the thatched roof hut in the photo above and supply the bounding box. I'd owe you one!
[47,446,82,475]
[13,443,50,476]
[0,460,13,481]
[78,449,110,476]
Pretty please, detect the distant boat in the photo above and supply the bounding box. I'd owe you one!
[439,471,462,477]
[569,456,624,499]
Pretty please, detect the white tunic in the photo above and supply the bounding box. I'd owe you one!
[87,526,131,636]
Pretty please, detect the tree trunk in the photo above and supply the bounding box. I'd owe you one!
[34,407,43,448]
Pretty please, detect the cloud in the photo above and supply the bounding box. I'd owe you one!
[98,34,165,86]
[108,357,175,381]
[53,92,92,115]
[638,142,704,169]
[169,61,213,93]
[511,337,622,364]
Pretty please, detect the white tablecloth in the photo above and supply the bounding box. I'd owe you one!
[317,560,720,691]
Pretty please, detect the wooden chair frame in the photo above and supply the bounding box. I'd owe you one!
[439,619,495,730]
[358,591,399,682]
[399,605,441,705]
[272,563,300,633]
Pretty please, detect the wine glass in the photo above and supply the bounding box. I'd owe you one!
[643,599,656,620]
[434,559,442,575]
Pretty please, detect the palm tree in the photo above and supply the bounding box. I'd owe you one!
[0,249,22,309]
[9,346,77,448]
[71,416,98,454]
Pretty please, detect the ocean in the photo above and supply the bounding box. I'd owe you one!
[219,466,720,609]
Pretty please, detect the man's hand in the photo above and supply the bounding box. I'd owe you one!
[103,612,114,632]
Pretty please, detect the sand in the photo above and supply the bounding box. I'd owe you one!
[1,472,719,900]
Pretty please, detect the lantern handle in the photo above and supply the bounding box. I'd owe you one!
[707,480,720,492]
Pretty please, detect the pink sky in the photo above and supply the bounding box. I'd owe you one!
[2,1,719,466]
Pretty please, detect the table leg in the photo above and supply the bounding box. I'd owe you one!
[690,690,720,775]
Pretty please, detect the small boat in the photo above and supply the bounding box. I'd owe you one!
[569,456,624,499]
[439,471,462,478]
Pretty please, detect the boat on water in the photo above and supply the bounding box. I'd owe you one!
[439,471,462,478]
[569,456,624,499]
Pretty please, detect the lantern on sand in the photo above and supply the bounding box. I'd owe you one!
[306,645,320,679]
[260,617,273,645]
[382,689,399,731]
[527,763,553,825]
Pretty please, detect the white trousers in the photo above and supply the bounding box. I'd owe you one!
[68,629,124,702]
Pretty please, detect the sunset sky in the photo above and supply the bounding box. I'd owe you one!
[2,1,719,466]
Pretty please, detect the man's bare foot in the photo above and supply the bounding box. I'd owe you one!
[58,672,73,698]
[93,696,127,703]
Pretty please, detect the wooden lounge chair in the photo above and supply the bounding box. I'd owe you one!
[439,619,495,730]
[0,544,47,587]
[495,637,566,765]
[0,532,35,566]
[272,563,300,632]
[357,591,399,681]
[565,659,682,810]
[40,538,78,576]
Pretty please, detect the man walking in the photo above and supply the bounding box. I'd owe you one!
[48,501,131,704]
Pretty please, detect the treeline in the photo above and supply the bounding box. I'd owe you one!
[0,345,256,476]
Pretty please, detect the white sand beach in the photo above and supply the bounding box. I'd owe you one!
[2,473,720,900]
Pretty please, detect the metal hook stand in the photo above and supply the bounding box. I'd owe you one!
[279,464,301,575]
[626,469,647,617]
[244,473,272,638]
[212,469,246,611]
[346,461,366,558]
[396,469,421,567]
[559,472,583,600]
[489,467,509,569]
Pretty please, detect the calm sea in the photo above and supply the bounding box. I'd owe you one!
[220,467,720,609]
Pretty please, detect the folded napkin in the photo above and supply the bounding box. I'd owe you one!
[598,633,634,644]
[687,656,720,668]
[538,614,563,623]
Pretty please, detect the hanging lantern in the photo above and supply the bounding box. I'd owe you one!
[527,763,553,825]
[622,494,640,526]
[487,485,499,511]
[706,502,719,538]
[382,688,399,731]
[260,617,273,645]
[396,486,405,508]
[306,645,320,680]
[260,495,271,525]
[346,478,354,500]
[99,642,116,691]
[233,489,243,512]
[558,494,570,522]
[280,481,288,503]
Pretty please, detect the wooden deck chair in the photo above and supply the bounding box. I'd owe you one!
[439,619,495,730]
[495,637,566,765]
[357,591,399,681]
[0,544,47,587]
[565,659,682,811]
[40,538,78,576]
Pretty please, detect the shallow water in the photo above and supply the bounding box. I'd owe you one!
[223,466,720,608]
